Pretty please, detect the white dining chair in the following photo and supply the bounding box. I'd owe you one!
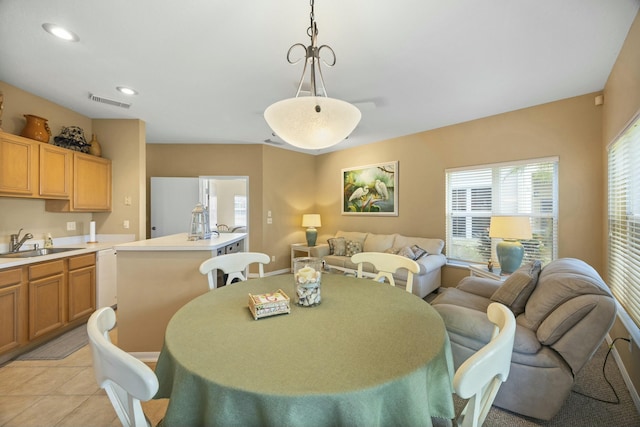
[199,252,271,290]
[453,302,516,427]
[87,307,159,427]
[350,252,420,293]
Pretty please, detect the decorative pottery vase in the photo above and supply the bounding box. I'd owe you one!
[88,133,102,157]
[21,114,51,143]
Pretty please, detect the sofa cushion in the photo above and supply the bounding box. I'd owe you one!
[394,235,445,255]
[491,260,542,315]
[363,233,396,252]
[345,240,363,257]
[518,258,612,331]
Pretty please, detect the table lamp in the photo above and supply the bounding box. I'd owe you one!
[302,214,321,246]
[489,216,532,274]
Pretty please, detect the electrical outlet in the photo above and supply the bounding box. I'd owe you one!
[66,221,76,231]
[123,220,130,229]
[271,255,276,262]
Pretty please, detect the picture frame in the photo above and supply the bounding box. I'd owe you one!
[342,161,398,216]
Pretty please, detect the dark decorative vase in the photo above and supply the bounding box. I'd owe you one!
[21,114,51,143]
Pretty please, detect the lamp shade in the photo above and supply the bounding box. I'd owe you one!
[302,214,322,228]
[489,216,532,240]
[264,96,361,150]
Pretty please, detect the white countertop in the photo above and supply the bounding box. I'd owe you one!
[114,232,247,251]
[0,234,135,270]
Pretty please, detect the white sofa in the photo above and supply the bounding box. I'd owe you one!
[309,231,447,298]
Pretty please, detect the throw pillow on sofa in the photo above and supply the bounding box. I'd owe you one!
[410,245,428,260]
[327,237,345,255]
[396,246,416,259]
[345,240,363,257]
[332,238,347,256]
[490,260,542,315]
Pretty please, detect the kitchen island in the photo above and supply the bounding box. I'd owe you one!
[114,232,246,356]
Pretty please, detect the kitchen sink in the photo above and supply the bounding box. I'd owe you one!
[0,247,83,258]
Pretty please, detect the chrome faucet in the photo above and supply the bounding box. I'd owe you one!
[10,228,34,253]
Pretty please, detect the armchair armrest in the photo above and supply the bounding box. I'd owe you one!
[456,276,503,298]
[310,244,330,257]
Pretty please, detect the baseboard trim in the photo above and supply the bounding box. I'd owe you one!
[606,334,640,414]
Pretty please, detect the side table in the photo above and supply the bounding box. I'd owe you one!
[468,264,508,282]
[290,243,314,272]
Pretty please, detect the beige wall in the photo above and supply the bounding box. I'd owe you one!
[92,119,146,239]
[602,11,640,405]
[316,92,604,277]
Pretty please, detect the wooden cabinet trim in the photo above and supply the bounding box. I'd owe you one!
[0,268,23,288]
[29,260,65,281]
[68,253,96,270]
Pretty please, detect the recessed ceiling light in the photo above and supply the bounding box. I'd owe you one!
[42,23,79,42]
[116,86,138,96]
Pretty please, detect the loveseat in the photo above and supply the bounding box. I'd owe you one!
[309,231,447,298]
[431,258,616,420]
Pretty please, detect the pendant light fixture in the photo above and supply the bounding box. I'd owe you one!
[264,0,361,150]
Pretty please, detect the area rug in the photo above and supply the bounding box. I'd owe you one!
[16,325,89,360]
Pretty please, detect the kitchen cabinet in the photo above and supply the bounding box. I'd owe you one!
[28,259,65,340]
[0,252,99,363]
[46,152,112,212]
[68,253,96,321]
[0,132,38,197]
[0,268,26,353]
[39,143,71,198]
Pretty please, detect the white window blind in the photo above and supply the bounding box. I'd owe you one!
[446,158,558,265]
[234,195,247,226]
[608,114,640,329]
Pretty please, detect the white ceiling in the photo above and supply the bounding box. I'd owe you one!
[0,0,638,154]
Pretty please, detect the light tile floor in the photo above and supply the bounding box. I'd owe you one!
[0,329,168,427]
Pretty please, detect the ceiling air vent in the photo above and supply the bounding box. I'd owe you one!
[88,93,131,109]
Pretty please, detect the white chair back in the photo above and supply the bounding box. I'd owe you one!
[199,252,271,290]
[87,307,159,427]
[350,252,420,293]
[453,302,516,427]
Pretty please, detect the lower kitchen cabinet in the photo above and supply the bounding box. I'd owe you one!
[68,253,96,321]
[28,260,65,340]
[0,252,97,363]
[0,268,26,353]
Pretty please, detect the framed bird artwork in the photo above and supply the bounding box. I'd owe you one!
[342,161,398,216]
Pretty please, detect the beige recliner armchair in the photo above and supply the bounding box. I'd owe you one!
[432,258,616,420]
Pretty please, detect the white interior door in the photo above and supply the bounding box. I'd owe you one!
[150,177,199,238]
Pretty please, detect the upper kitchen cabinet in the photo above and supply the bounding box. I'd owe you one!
[0,132,38,197]
[39,143,71,199]
[46,152,112,212]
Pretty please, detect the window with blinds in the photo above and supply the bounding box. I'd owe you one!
[608,114,640,329]
[446,158,558,265]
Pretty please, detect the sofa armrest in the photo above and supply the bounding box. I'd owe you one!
[456,276,503,298]
[416,253,447,274]
[310,244,330,258]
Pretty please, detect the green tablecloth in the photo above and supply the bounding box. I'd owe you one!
[155,274,454,427]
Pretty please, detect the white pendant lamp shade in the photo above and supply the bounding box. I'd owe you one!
[265,96,361,150]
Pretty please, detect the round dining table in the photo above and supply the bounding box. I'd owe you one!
[154,274,455,427]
